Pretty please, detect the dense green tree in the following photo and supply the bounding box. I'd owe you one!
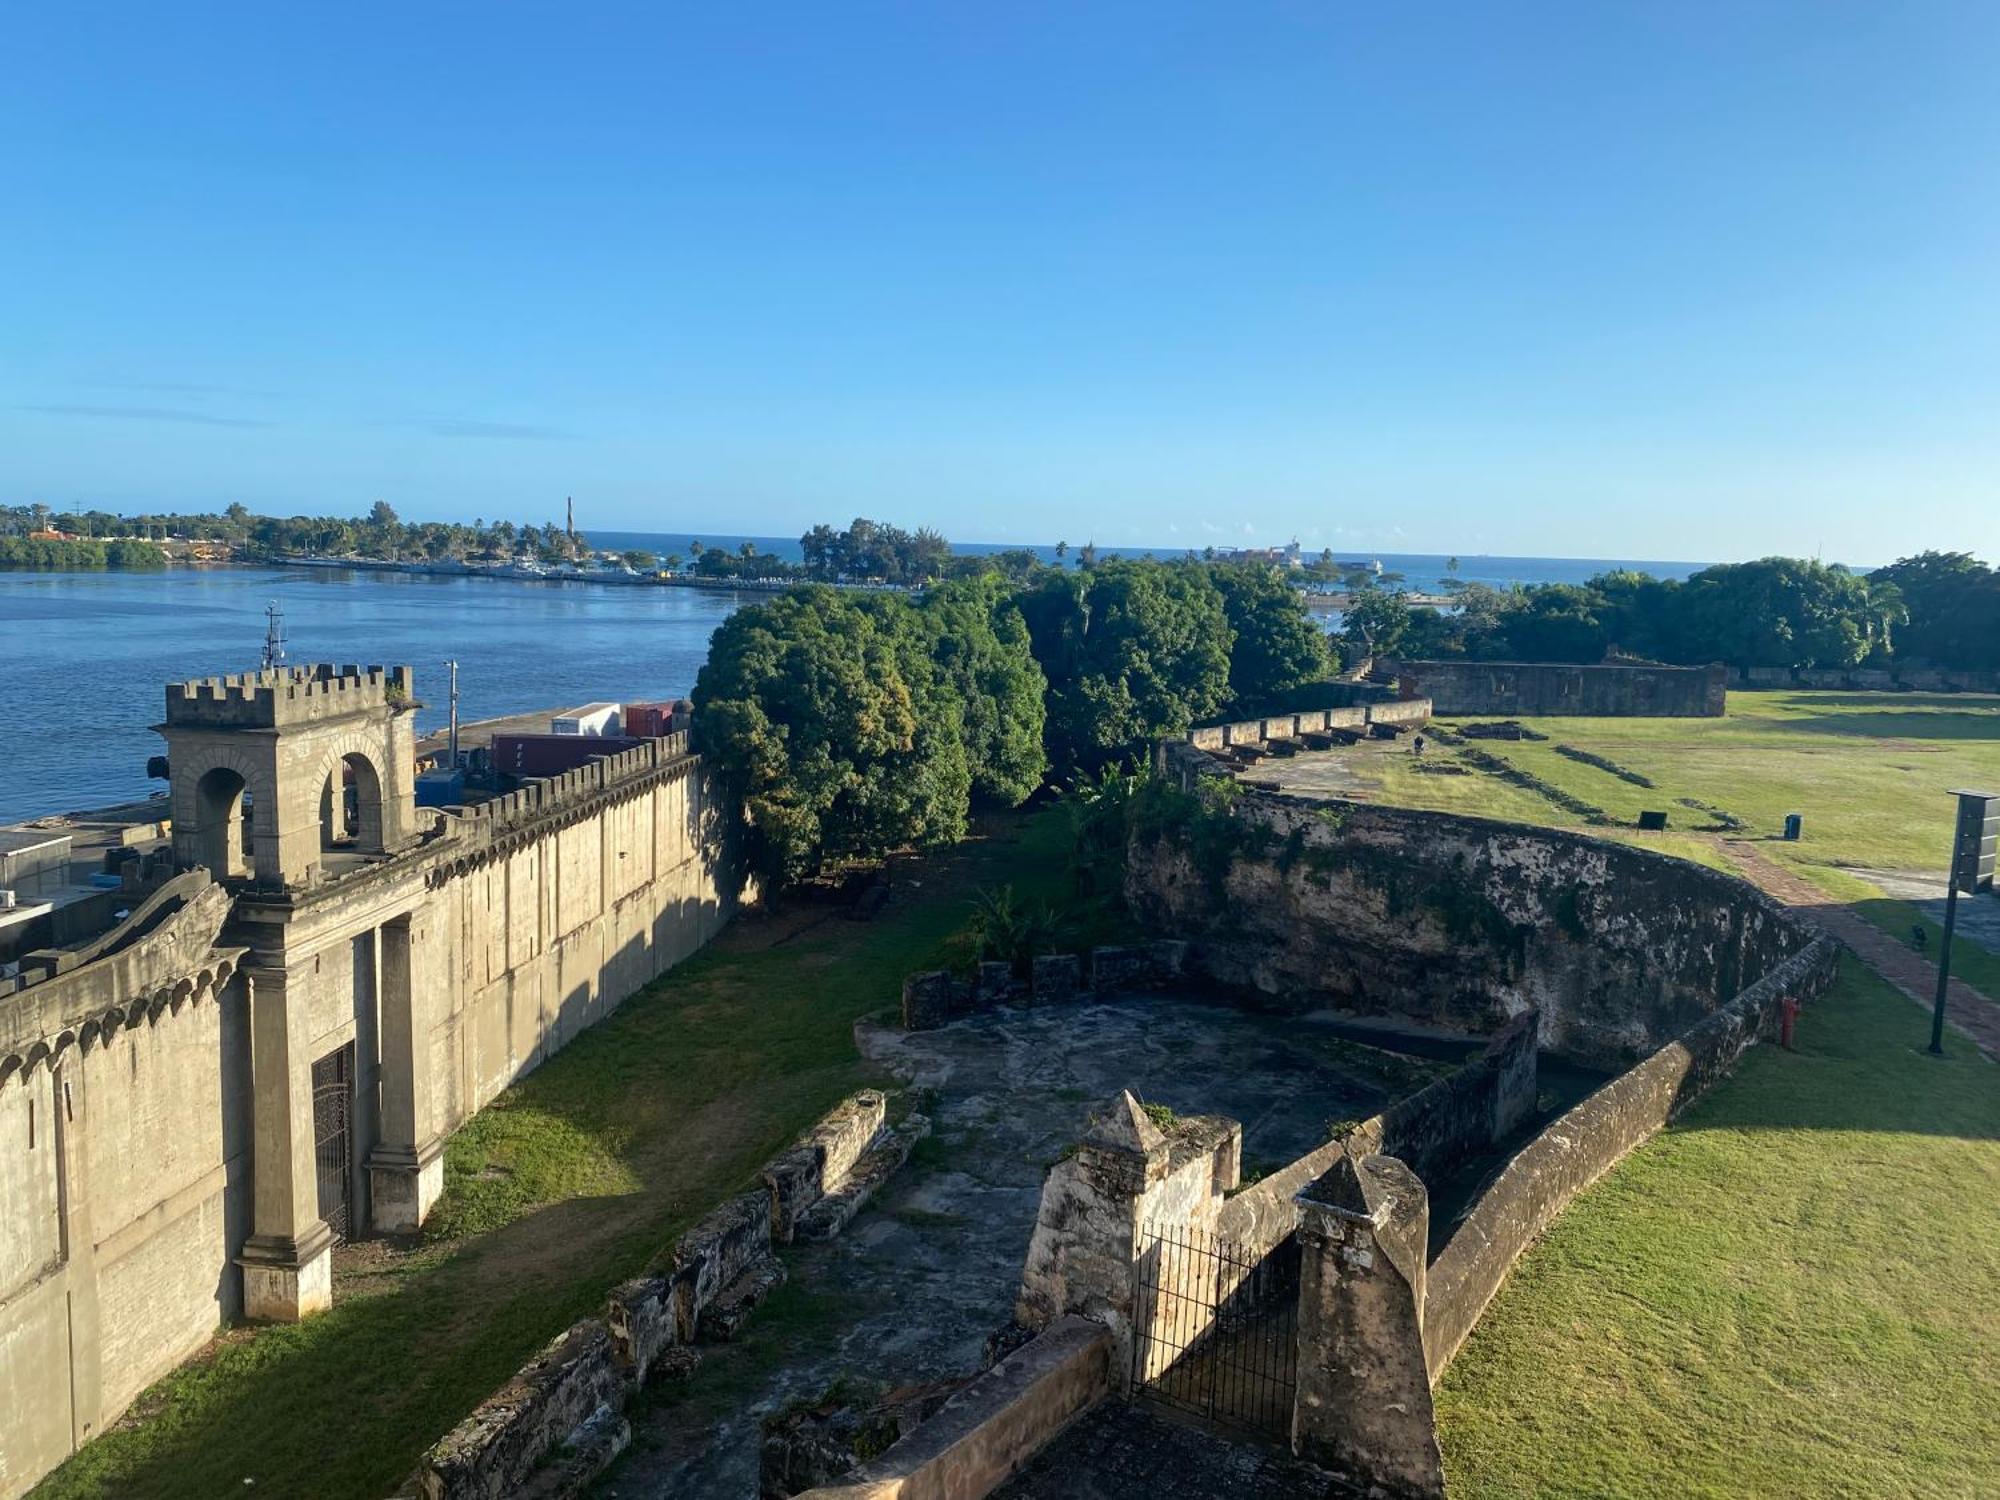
[917,574,1049,804]
[1674,558,1881,669]
[1209,562,1335,710]
[1340,589,1412,660]
[1870,552,1999,669]
[1019,559,1233,773]
[1498,583,1608,662]
[692,587,969,887]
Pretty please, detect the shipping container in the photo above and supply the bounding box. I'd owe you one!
[414,768,466,808]
[491,733,645,779]
[552,702,623,737]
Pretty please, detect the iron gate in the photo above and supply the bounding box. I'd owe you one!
[311,1044,354,1242]
[1130,1222,1300,1440]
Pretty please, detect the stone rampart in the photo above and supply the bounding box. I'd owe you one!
[1129,766,1816,1069]
[1420,934,1839,1379]
[1213,1014,1538,1258]
[1386,659,1727,717]
[0,875,251,1497]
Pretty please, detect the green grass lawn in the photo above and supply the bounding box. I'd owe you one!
[1367,689,2000,982]
[35,807,1086,1500]
[1381,690,2000,873]
[1434,960,2000,1498]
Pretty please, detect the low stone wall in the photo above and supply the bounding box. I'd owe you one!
[414,1089,896,1500]
[1739,664,2000,694]
[791,1316,1112,1500]
[1214,1014,1538,1258]
[1420,935,1840,1379]
[1185,696,1431,755]
[899,941,1190,1031]
[1386,659,1727,717]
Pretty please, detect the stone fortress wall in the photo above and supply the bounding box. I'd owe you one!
[0,666,740,1500]
[1019,728,1840,1495]
[1382,658,1728,717]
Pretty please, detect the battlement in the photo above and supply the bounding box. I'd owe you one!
[165,663,417,728]
[446,732,692,839]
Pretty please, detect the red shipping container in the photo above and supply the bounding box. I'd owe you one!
[491,733,646,779]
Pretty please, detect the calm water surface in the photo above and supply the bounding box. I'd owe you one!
[0,566,744,822]
[0,549,1712,824]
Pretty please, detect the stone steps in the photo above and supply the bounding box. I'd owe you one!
[796,1113,932,1243]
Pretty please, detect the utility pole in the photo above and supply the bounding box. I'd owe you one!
[1931,789,1999,1054]
[445,660,461,768]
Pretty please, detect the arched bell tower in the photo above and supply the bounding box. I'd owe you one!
[158,664,421,888]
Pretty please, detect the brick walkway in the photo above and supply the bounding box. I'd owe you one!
[1716,841,2000,1059]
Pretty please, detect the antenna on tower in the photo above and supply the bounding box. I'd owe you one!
[261,600,288,672]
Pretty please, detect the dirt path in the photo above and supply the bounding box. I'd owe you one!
[1715,840,2000,1059]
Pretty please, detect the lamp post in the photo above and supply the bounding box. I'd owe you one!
[1931,789,1999,1054]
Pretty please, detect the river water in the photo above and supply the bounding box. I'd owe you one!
[0,549,1709,824]
[0,566,744,822]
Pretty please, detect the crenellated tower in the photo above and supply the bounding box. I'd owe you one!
[157,664,421,888]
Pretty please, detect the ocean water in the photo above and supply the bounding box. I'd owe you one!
[0,548,1707,822]
[589,531,1707,596]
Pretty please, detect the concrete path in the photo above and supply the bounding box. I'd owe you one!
[1715,841,2000,1059]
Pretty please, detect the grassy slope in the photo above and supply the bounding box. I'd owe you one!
[1434,961,2000,1499]
[35,808,1082,1500]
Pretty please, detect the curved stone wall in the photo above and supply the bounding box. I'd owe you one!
[1125,784,1820,1069]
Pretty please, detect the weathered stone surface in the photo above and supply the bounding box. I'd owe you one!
[420,1319,626,1500]
[1127,786,1821,1068]
[1146,939,1188,982]
[760,1376,969,1497]
[1294,1153,1443,1500]
[669,1190,775,1340]
[513,1401,631,1500]
[1030,953,1081,1004]
[974,960,1018,1008]
[795,1113,931,1243]
[605,1271,678,1382]
[1389,659,1726,717]
[1016,1096,1240,1374]
[1089,946,1146,991]
[698,1254,790,1342]
[788,1317,1112,1500]
[901,970,954,1031]
[764,1090,889,1241]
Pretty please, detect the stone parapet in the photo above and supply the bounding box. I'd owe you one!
[165,663,416,728]
[787,1316,1113,1500]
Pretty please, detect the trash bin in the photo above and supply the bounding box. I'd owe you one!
[1783,813,1803,841]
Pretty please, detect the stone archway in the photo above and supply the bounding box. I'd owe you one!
[319,750,388,856]
[192,765,251,878]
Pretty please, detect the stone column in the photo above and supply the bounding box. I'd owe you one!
[1014,1091,1238,1380]
[236,966,335,1320]
[1293,1150,1444,1500]
[367,916,443,1232]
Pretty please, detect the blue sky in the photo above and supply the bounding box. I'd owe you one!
[5,3,1998,564]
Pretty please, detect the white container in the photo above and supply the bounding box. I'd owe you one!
[552,703,622,737]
